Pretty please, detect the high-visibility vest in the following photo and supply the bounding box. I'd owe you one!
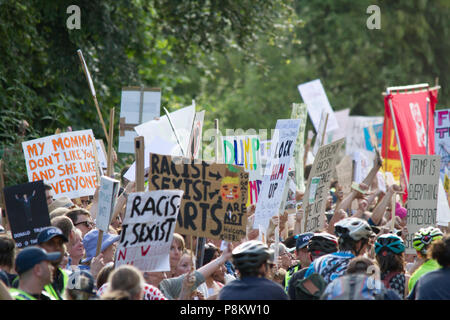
[9,288,54,300]
[44,268,68,300]
[284,264,300,292]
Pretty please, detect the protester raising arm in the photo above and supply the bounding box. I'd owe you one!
[370,184,402,226]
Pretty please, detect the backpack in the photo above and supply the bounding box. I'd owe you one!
[293,273,328,300]
[321,274,386,300]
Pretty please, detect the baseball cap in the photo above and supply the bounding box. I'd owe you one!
[37,226,68,244]
[295,232,314,250]
[15,246,61,275]
[82,229,120,263]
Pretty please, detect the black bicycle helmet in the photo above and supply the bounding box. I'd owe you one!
[232,240,273,272]
[308,232,338,254]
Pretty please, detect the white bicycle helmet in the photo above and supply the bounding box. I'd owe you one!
[334,217,374,241]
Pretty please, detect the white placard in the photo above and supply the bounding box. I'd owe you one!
[297,79,338,132]
[96,176,120,232]
[253,119,301,235]
[115,190,184,272]
[22,130,98,199]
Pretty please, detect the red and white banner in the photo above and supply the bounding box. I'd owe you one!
[382,88,439,183]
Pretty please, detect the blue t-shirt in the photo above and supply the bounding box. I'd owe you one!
[410,267,450,300]
[304,251,355,284]
[218,276,289,300]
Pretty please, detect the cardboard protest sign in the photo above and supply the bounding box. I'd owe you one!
[187,111,205,160]
[303,138,345,233]
[405,155,441,254]
[435,109,450,203]
[253,119,302,234]
[3,181,51,248]
[115,190,183,271]
[335,155,353,196]
[118,87,161,154]
[124,104,195,182]
[222,135,262,206]
[96,176,120,232]
[148,153,249,242]
[297,79,338,132]
[22,130,98,199]
[290,103,308,192]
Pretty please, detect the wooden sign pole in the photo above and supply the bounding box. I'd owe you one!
[134,136,145,192]
[320,113,329,147]
[95,108,115,258]
[391,192,397,231]
[77,49,110,146]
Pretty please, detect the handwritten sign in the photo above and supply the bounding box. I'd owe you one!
[405,155,441,254]
[148,153,249,241]
[115,190,183,271]
[223,135,262,206]
[253,119,301,233]
[3,181,51,248]
[304,138,345,232]
[22,130,98,199]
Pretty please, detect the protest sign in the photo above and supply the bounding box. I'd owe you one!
[297,79,338,132]
[304,138,345,233]
[222,135,262,206]
[325,108,350,144]
[308,177,321,204]
[118,87,161,154]
[290,103,308,192]
[253,119,301,235]
[336,155,353,196]
[148,153,249,242]
[115,190,184,271]
[435,109,450,201]
[124,104,195,182]
[187,110,205,160]
[3,180,50,248]
[95,140,107,170]
[312,110,329,156]
[346,116,383,155]
[96,176,120,232]
[405,155,441,254]
[22,130,98,199]
[364,123,383,152]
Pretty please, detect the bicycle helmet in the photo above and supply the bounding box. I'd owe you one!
[374,233,405,255]
[308,233,338,254]
[334,217,374,241]
[412,227,443,253]
[232,240,273,272]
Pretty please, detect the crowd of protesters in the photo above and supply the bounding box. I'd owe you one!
[0,151,449,301]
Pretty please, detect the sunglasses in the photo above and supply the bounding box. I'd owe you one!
[75,221,95,228]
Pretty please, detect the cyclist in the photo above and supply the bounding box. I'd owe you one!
[218,240,289,300]
[304,217,374,284]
